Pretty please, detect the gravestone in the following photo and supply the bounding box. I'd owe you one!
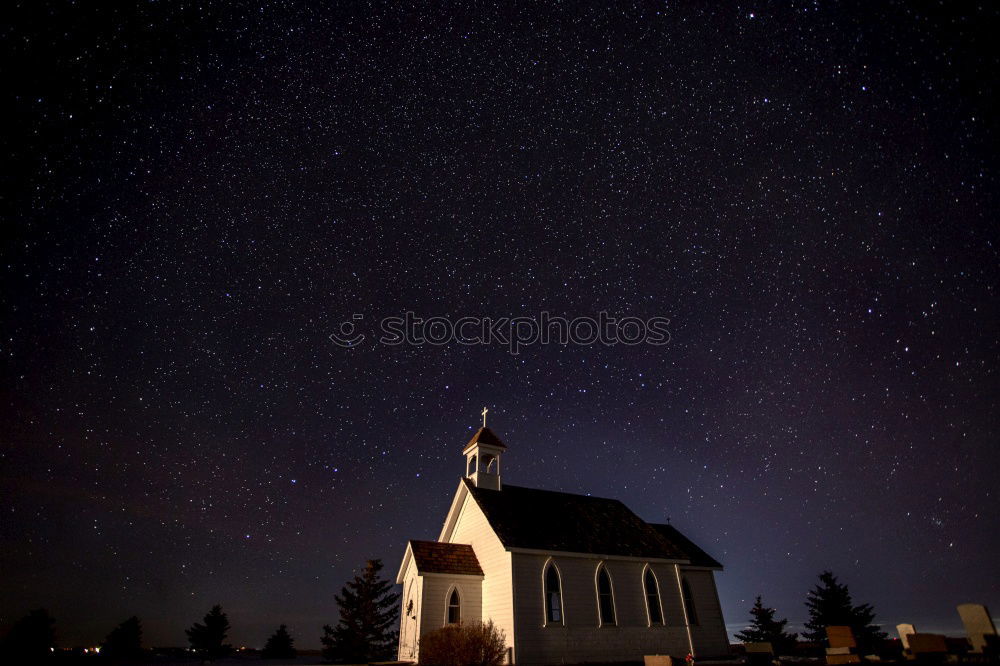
[644,655,673,666]
[746,642,774,654]
[896,624,916,650]
[745,642,774,666]
[957,604,997,654]
[827,626,857,649]
[826,626,860,664]
[908,633,948,655]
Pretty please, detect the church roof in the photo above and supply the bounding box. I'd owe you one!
[463,479,719,565]
[408,540,484,576]
[649,523,723,568]
[463,426,507,453]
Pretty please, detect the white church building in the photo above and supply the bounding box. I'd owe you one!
[396,423,731,664]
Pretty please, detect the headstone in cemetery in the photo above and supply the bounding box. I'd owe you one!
[908,633,948,656]
[644,655,673,666]
[827,626,858,649]
[746,642,774,654]
[826,626,860,664]
[896,624,916,650]
[957,604,997,654]
[745,642,774,666]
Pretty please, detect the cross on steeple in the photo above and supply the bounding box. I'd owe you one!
[464,410,506,491]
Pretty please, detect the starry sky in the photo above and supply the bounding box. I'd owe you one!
[2,0,998,651]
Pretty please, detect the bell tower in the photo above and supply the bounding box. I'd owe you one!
[463,408,506,491]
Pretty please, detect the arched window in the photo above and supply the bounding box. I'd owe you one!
[596,564,616,626]
[480,453,496,473]
[467,455,477,476]
[543,560,563,625]
[681,577,698,626]
[447,588,461,625]
[644,566,664,625]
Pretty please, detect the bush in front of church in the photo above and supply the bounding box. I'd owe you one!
[418,620,507,666]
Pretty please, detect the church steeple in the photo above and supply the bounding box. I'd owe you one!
[463,409,506,491]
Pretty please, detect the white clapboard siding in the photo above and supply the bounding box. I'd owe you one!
[681,568,731,658]
[512,553,693,664]
[418,574,483,635]
[446,492,516,653]
[397,559,422,661]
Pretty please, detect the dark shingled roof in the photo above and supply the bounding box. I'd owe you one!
[463,479,693,561]
[409,540,484,576]
[463,426,507,453]
[649,523,723,568]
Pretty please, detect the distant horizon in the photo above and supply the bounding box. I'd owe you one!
[5,557,990,649]
[4,609,982,651]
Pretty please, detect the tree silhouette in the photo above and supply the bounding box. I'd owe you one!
[262,624,297,659]
[804,571,887,653]
[102,616,143,660]
[185,604,232,660]
[321,559,400,663]
[0,608,56,661]
[735,596,798,655]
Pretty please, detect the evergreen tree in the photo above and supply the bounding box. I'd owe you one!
[102,616,143,660]
[321,559,400,663]
[0,608,56,661]
[804,571,887,653]
[185,604,233,660]
[262,624,297,659]
[735,596,798,655]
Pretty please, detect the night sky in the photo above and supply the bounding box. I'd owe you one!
[3,0,998,651]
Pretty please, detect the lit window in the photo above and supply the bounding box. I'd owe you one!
[544,561,563,624]
[681,577,698,626]
[644,567,663,625]
[447,588,461,625]
[596,565,616,626]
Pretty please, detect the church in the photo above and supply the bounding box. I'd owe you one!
[396,419,731,665]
